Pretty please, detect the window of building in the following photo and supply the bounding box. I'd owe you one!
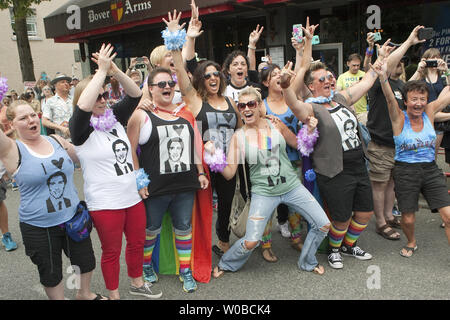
[9,8,38,37]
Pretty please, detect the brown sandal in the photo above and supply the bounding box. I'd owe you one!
[376,224,400,240]
[386,216,401,229]
[261,248,278,263]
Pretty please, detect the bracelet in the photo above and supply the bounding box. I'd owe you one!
[366,48,374,56]
[135,168,150,190]
[161,27,187,51]
[248,45,256,50]
[198,172,207,177]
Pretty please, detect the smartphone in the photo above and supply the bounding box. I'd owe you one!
[425,60,438,68]
[293,24,303,42]
[261,56,269,62]
[418,27,433,40]
[372,32,381,42]
[312,35,320,45]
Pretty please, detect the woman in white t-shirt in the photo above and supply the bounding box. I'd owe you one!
[69,44,161,300]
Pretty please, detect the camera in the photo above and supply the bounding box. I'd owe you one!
[425,60,438,68]
[418,27,433,41]
[135,64,146,69]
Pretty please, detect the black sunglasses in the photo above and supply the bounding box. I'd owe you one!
[204,71,220,80]
[97,92,109,102]
[237,100,258,111]
[150,80,176,89]
[318,74,334,83]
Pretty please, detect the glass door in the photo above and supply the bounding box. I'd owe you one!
[312,43,343,77]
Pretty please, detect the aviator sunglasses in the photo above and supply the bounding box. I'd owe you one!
[204,71,220,80]
[237,100,258,111]
[150,80,177,89]
[318,74,334,83]
[97,92,109,102]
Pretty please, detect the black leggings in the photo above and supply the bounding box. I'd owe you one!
[211,164,250,243]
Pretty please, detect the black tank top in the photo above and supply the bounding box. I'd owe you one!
[195,97,237,154]
[139,111,199,197]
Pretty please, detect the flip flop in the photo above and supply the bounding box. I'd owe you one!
[92,293,109,300]
[312,264,325,276]
[212,265,229,279]
[261,248,278,263]
[399,245,418,258]
[212,245,224,257]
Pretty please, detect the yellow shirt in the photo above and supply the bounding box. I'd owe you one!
[336,70,367,114]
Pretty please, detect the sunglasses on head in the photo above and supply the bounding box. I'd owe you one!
[204,71,220,80]
[318,74,334,83]
[97,92,109,102]
[150,80,176,89]
[237,100,258,111]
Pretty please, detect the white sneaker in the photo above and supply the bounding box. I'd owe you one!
[278,222,291,238]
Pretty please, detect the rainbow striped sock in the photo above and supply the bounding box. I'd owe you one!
[343,218,368,248]
[328,223,348,249]
[175,232,192,274]
[143,233,157,266]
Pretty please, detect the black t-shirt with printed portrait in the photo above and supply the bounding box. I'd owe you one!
[367,78,405,148]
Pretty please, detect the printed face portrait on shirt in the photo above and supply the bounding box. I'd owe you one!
[344,119,357,140]
[112,139,128,164]
[46,171,71,213]
[158,124,191,174]
[205,112,236,153]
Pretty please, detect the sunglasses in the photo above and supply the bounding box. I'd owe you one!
[204,71,220,80]
[237,100,258,111]
[97,92,109,102]
[150,80,176,89]
[318,74,334,83]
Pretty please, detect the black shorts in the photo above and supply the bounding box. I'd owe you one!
[316,162,373,222]
[0,180,6,202]
[393,161,450,213]
[20,222,96,288]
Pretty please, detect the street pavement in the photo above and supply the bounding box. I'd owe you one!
[0,156,449,302]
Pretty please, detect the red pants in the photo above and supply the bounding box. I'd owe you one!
[90,201,146,291]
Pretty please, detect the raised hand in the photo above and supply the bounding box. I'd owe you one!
[305,115,318,134]
[190,0,199,20]
[91,43,118,75]
[162,9,186,32]
[366,32,375,48]
[370,57,388,80]
[280,61,296,89]
[249,24,264,47]
[187,17,204,38]
[301,17,319,40]
[291,36,305,52]
[407,25,426,46]
[376,38,394,59]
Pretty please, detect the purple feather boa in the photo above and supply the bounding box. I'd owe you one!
[0,77,8,102]
[297,126,319,157]
[90,108,117,131]
[204,148,227,173]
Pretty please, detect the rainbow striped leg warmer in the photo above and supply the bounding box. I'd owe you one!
[175,232,193,274]
[343,218,368,248]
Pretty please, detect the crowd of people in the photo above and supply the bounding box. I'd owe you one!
[0,0,449,300]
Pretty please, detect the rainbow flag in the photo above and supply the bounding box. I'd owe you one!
[258,133,272,150]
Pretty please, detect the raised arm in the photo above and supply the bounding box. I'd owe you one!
[363,33,375,72]
[164,10,203,114]
[371,58,404,135]
[341,39,393,106]
[280,61,314,123]
[386,25,425,77]
[247,24,264,71]
[182,0,203,63]
[428,85,450,115]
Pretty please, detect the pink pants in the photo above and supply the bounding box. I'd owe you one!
[90,201,146,291]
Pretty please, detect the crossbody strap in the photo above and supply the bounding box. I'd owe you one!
[237,130,249,198]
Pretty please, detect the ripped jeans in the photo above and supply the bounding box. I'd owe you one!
[218,184,330,272]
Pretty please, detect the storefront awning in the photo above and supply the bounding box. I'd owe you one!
[44,0,238,43]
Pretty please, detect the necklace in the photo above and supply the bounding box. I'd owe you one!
[90,108,117,131]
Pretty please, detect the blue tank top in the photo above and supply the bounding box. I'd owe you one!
[14,136,79,227]
[264,99,300,161]
[394,111,436,163]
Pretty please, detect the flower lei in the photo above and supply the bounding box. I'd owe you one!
[135,168,150,190]
[204,147,228,173]
[162,27,187,51]
[305,90,335,104]
[89,108,117,131]
[296,126,319,157]
[0,77,8,102]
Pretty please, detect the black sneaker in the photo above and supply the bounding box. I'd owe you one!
[341,244,372,260]
[327,248,343,269]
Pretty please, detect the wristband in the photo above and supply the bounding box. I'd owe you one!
[135,168,150,190]
[366,48,374,56]
[248,45,256,50]
[162,27,187,51]
[198,172,207,177]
